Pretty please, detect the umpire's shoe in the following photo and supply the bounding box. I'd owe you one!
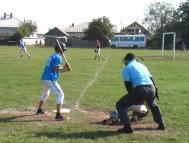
[156,124,165,130]
[117,125,133,133]
[55,113,64,121]
[36,109,47,115]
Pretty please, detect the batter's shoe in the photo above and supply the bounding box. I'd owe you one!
[36,109,47,115]
[55,114,64,121]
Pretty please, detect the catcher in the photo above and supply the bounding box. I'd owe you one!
[36,42,71,121]
[104,100,148,125]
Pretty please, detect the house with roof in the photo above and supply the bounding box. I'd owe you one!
[122,22,150,36]
[61,22,89,38]
[0,13,22,40]
[44,27,69,47]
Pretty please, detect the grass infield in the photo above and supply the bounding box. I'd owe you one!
[0,46,189,143]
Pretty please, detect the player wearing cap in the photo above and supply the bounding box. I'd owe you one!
[116,52,165,133]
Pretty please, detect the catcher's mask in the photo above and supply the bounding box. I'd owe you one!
[55,42,67,53]
[122,53,136,65]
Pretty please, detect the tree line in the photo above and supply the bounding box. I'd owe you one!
[85,0,189,48]
[10,0,189,48]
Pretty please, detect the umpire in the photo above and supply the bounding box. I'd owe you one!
[116,53,165,133]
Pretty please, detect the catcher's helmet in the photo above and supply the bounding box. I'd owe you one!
[110,110,119,122]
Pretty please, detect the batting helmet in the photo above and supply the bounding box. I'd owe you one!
[55,42,67,53]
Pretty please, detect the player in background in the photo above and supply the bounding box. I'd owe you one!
[19,37,31,57]
[94,39,101,60]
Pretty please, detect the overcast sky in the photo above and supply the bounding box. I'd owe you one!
[0,0,185,33]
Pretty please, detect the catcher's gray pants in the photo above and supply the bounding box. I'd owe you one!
[116,84,164,126]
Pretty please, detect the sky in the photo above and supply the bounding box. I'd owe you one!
[0,0,185,34]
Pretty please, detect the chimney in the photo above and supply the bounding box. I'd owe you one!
[4,12,6,18]
[10,13,13,18]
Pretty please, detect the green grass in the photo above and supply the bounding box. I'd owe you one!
[0,45,189,143]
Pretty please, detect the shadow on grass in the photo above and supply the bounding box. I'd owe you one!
[0,114,52,122]
[93,120,158,131]
[35,130,119,139]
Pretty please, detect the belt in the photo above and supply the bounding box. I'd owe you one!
[135,84,153,88]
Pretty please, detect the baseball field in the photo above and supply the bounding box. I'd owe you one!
[0,46,189,143]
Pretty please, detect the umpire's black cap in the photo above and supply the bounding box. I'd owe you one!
[123,53,136,63]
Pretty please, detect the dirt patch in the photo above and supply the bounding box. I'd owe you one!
[0,108,165,137]
[0,108,164,136]
[0,108,70,124]
[74,108,109,122]
[74,108,161,133]
[0,108,108,124]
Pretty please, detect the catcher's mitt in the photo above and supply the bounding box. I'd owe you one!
[63,62,72,72]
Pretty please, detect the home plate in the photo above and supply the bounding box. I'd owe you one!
[52,108,70,113]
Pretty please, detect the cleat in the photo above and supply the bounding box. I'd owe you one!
[156,124,165,130]
[36,109,47,115]
[117,126,133,133]
[55,114,64,121]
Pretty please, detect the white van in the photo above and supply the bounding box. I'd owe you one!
[110,34,146,48]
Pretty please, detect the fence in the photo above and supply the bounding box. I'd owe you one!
[71,37,95,48]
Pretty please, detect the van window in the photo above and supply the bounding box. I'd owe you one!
[140,37,144,41]
[114,37,119,42]
[120,37,127,41]
[128,37,134,41]
[135,37,139,41]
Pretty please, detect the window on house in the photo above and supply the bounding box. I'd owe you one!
[127,29,134,32]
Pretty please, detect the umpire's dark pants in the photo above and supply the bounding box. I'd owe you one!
[116,85,164,126]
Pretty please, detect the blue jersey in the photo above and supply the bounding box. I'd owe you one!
[122,60,153,88]
[41,53,62,81]
[19,39,25,49]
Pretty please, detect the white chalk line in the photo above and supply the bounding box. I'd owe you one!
[74,58,109,110]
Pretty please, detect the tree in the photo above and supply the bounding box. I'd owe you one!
[160,0,189,48]
[9,19,38,42]
[177,0,189,44]
[84,16,113,46]
[17,19,37,38]
[21,20,37,35]
[143,2,175,35]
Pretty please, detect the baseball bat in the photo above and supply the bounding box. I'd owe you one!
[56,39,68,63]
[56,39,72,71]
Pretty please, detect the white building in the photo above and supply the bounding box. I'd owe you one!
[0,13,22,40]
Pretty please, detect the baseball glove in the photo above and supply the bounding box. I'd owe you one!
[63,62,72,72]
